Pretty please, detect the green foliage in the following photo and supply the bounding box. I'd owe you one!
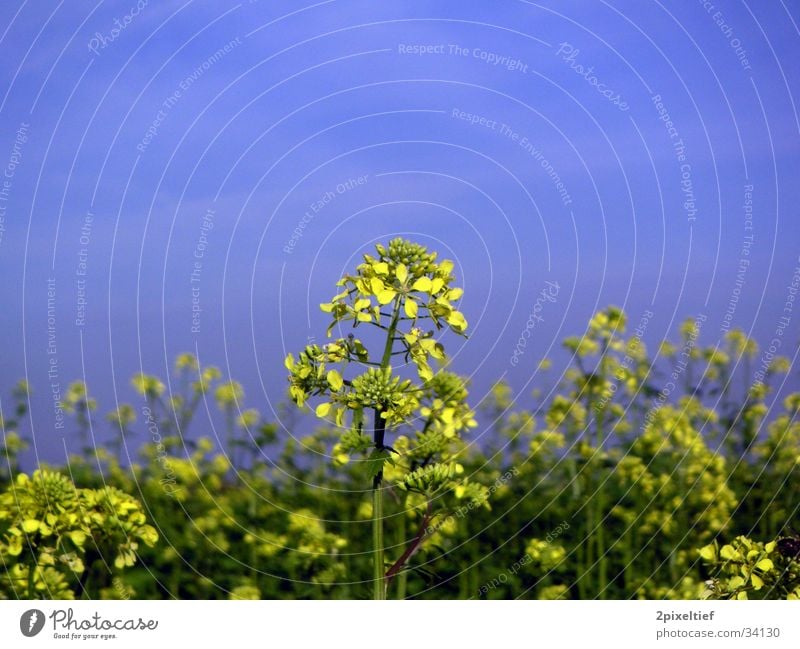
[700,536,800,599]
[0,297,797,600]
[0,471,157,599]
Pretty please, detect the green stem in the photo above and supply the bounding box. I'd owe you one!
[622,532,633,596]
[27,562,35,599]
[596,405,607,598]
[380,296,402,368]
[396,497,408,599]
[371,295,402,600]
[567,457,587,599]
[372,475,385,599]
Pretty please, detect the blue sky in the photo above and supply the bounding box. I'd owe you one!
[0,1,798,463]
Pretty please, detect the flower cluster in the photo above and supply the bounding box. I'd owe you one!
[0,471,158,598]
[318,237,467,376]
[700,535,800,599]
[285,337,368,409]
[344,368,419,423]
[398,462,459,494]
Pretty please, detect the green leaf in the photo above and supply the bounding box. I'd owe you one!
[362,449,391,481]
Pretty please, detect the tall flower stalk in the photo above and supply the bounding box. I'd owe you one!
[285,238,480,599]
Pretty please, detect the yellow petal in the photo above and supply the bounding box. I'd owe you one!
[699,545,715,561]
[370,277,385,294]
[326,370,343,391]
[376,289,396,305]
[22,519,40,534]
[446,311,468,331]
[413,277,432,292]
